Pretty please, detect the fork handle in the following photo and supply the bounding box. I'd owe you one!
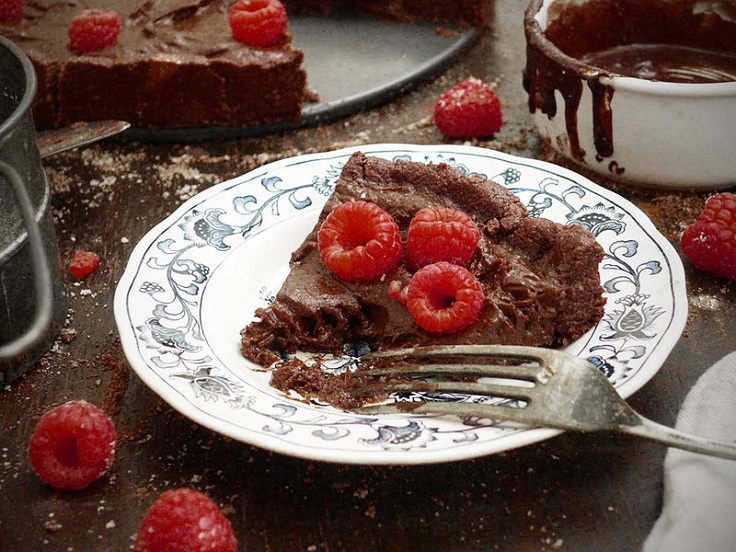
[620,417,736,460]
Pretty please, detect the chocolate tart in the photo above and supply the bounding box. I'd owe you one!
[240,152,607,369]
[0,0,492,129]
[0,0,306,129]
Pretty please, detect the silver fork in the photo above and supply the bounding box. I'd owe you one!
[353,344,736,460]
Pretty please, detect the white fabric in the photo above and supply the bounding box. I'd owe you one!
[643,352,736,552]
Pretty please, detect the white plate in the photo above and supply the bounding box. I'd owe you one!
[114,144,687,464]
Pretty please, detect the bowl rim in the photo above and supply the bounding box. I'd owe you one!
[524,0,736,98]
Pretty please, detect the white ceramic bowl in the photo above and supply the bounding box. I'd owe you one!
[523,0,736,190]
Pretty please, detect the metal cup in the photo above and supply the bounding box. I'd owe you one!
[0,36,66,385]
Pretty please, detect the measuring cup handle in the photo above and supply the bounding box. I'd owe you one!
[0,159,54,360]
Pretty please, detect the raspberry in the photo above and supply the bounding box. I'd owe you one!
[134,488,237,552]
[229,0,288,47]
[318,201,403,282]
[69,250,100,280]
[67,9,121,53]
[406,206,480,269]
[681,192,736,279]
[28,400,116,490]
[434,77,503,138]
[404,261,485,334]
[0,0,23,22]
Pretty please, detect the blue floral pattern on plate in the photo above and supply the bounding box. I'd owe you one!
[114,144,687,464]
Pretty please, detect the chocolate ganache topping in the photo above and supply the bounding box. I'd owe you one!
[3,0,289,62]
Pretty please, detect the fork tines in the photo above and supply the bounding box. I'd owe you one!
[352,344,554,416]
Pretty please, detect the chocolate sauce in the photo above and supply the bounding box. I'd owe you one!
[523,0,736,172]
[581,44,736,84]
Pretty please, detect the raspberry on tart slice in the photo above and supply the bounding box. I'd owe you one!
[67,9,121,53]
[434,77,504,138]
[406,206,481,269]
[134,488,237,552]
[404,261,485,334]
[28,400,116,490]
[681,192,736,280]
[229,0,289,47]
[317,200,403,282]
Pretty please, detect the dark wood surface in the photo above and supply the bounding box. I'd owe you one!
[2,2,735,550]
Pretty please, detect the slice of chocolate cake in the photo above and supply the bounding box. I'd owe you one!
[240,151,606,368]
[0,0,492,130]
[0,0,307,129]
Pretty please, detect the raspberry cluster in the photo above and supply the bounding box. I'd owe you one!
[317,201,484,334]
[28,401,236,549]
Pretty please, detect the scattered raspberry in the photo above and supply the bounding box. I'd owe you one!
[406,206,480,269]
[680,192,736,279]
[69,250,100,280]
[28,400,116,490]
[68,9,121,53]
[0,0,23,22]
[318,201,403,282]
[134,488,237,552]
[434,77,503,138]
[229,0,288,47]
[404,261,485,334]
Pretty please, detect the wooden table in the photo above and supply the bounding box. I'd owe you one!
[2,2,734,550]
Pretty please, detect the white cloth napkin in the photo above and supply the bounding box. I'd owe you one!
[643,352,736,552]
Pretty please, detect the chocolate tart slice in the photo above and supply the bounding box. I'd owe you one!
[0,0,306,129]
[0,0,492,130]
[240,151,606,368]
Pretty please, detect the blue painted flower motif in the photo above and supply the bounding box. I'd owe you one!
[566,202,626,236]
[361,420,437,450]
[178,208,235,250]
[343,341,371,358]
[259,286,275,304]
[315,342,371,375]
[172,367,252,407]
[137,317,200,355]
[172,259,210,284]
[602,294,664,340]
[319,355,360,376]
[139,281,165,295]
[312,175,335,196]
[526,194,554,218]
[585,355,616,378]
[497,167,522,185]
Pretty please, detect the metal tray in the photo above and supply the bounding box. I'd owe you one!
[124,12,480,141]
